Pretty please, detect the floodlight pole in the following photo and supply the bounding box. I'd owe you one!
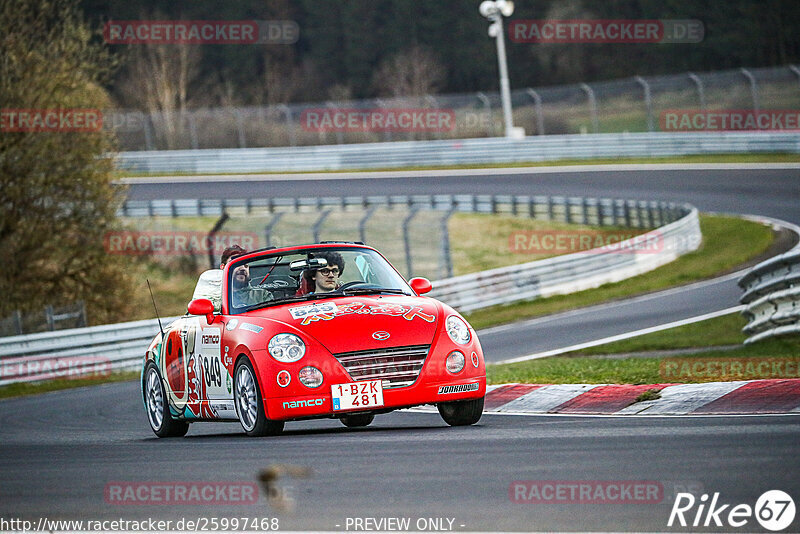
[481,0,516,138]
[491,15,514,138]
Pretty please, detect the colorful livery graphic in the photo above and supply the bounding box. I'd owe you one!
[142,243,486,437]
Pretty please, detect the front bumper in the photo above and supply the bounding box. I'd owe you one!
[257,333,487,421]
[265,375,486,421]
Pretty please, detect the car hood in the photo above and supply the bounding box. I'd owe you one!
[248,295,440,354]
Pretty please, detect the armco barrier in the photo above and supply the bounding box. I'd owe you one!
[0,317,178,386]
[115,132,800,174]
[119,193,686,223]
[429,207,700,311]
[3,197,700,385]
[739,227,800,344]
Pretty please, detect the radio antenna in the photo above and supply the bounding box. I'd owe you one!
[146,279,165,337]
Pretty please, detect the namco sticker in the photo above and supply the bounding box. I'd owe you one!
[277,370,291,388]
[200,328,221,348]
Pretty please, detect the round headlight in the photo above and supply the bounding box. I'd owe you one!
[268,333,306,363]
[446,350,465,374]
[446,315,471,345]
[298,366,323,388]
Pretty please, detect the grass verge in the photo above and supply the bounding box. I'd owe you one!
[487,311,800,385]
[569,312,748,355]
[0,371,140,400]
[465,215,774,330]
[486,337,800,385]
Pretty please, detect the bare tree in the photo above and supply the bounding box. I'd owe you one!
[117,43,201,148]
[372,46,446,99]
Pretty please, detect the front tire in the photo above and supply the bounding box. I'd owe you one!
[144,364,189,438]
[438,396,484,426]
[340,413,375,428]
[234,358,284,437]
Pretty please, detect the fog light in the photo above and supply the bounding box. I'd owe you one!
[298,366,323,388]
[446,351,465,373]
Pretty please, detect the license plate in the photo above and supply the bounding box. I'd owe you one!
[331,380,384,411]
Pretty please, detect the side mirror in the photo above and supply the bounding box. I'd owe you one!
[409,277,432,295]
[188,298,216,323]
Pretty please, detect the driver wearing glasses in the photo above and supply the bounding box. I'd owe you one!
[303,251,345,294]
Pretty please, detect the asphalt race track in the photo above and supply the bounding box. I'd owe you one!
[479,272,745,363]
[2,381,800,532]
[2,165,799,532]
[122,165,800,223]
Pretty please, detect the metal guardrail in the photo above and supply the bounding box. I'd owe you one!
[0,317,178,386]
[5,195,699,385]
[430,206,700,311]
[115,132,800,174]
[739,233,800,344]
[119,193,687,223]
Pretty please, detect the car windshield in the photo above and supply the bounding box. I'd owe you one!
[226,247,413,313]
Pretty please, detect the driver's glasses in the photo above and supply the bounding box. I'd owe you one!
[318,267,339,276]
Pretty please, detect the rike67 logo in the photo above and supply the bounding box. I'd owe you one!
[669,490,795,531]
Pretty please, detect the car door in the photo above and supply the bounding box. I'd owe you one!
[195,314,237,419]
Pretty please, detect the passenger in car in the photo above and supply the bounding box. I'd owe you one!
[192,245,248,312]
[229,261,273,309]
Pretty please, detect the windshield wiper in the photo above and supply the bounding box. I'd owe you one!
[239,292,337,312]
[238,287,410,313]
[340,287,410,296]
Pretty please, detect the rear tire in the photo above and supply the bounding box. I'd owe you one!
[234,358,284,437]
[438,396,484,426]
[340,413,375,428]
[144,364,189,438]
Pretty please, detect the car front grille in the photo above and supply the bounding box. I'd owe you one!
[333,344,430,389]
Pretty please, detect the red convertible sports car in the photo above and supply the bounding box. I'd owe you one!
[142,242,486,437]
